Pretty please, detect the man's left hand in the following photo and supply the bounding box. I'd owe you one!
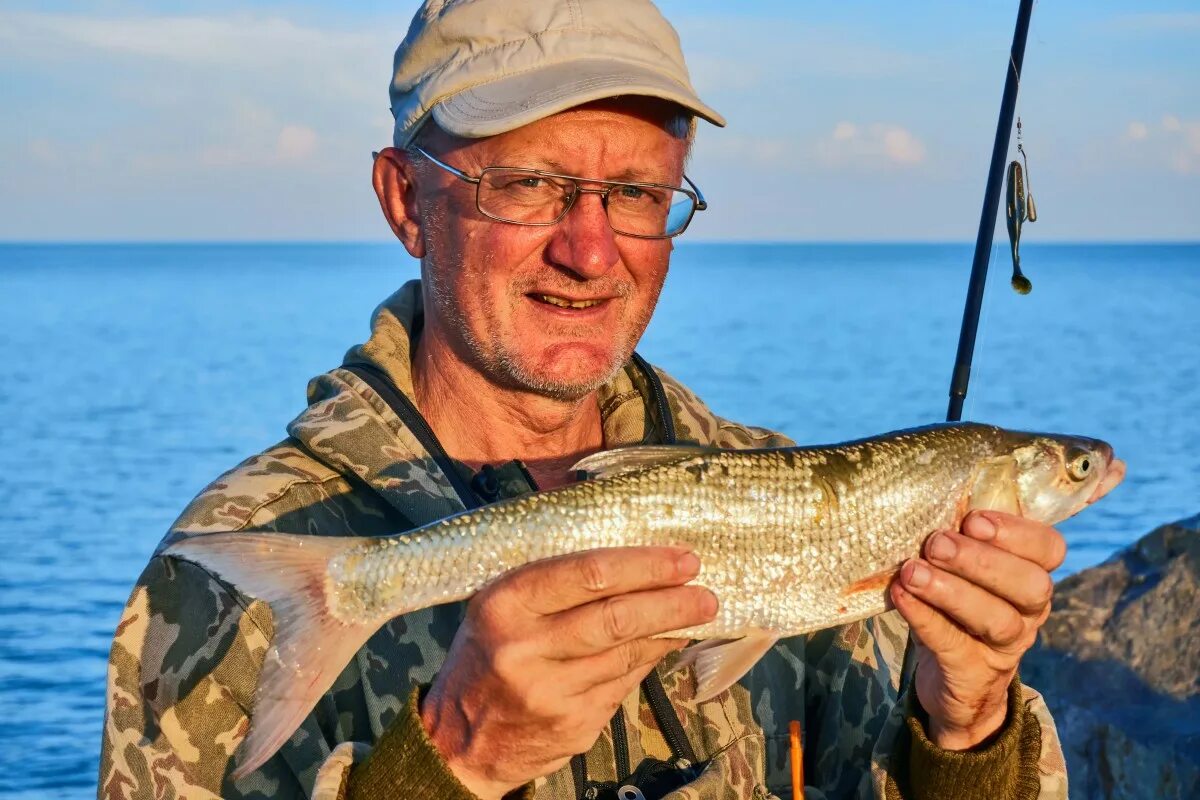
[890,459,1126,750]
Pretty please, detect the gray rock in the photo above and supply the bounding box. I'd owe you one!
[1023,513,1200,800]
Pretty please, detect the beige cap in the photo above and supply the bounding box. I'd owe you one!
[389,0,725,148]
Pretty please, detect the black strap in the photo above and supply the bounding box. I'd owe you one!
[340,362,482,509]
[629,353,698,766]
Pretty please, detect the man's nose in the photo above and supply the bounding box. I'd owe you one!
[544,191,620,279]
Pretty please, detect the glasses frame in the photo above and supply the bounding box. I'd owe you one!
[410,145,707,239]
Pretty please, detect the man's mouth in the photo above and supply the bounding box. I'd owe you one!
[530,293,606,310]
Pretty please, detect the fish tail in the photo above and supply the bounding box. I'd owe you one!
[164,532,380,779]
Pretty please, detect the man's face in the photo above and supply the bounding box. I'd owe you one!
[411,100,688,400]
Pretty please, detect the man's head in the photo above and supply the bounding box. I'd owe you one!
[373,0,723,400]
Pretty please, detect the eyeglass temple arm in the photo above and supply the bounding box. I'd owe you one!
[369,147,482,185]
[684,174,707,211]
[410,146,482,185]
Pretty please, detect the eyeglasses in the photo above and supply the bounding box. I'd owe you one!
[410,146,707,239]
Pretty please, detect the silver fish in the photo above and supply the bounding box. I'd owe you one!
[166,422,1115,776]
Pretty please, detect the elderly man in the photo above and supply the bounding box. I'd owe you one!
[100,1,1115,798]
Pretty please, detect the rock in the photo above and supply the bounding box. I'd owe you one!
[1022,514,1200,800]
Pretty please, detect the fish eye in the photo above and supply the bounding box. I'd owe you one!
[1066,450,1093,481]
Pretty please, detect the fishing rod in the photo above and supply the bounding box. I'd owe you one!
[898,0,1037,697]
[946,0,1036,423]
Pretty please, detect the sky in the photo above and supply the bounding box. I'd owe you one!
[0,0,1197,242]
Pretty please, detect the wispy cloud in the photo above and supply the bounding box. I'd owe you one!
[0,11,380,68]
[815,122,927,168]
[1102,13,1200,34]
[1,10,397,176]
[674,14,932,97]
[1122,114,1200,175]
[1125,121,1149,141]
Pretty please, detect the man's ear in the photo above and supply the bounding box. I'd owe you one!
[372,147,425,258]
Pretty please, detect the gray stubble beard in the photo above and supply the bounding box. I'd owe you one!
[422,253,661,404]
[425,269,651,402]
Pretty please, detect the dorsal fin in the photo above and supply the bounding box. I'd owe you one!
[572,444,717,480]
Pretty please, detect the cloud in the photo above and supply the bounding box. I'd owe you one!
[1122,114,1200,175]
[26,139,57,164]
[832,122,857,141]
[0,10,400,179]
[1102,13,1200,33]
[0,11,379,70]
[276,125,319,162]
[816,122,927,169]
[673,13,933,101]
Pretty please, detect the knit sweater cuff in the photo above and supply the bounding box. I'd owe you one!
[898,677,1042,800]
[344,684,535,800]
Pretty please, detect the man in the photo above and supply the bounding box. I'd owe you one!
[100,1,1121,798]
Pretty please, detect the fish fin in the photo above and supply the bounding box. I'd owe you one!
[672,631,780,702]
[840,565,899,597]
[968,456,1023,515]
[571,444,717,480]
[165,533,380,779]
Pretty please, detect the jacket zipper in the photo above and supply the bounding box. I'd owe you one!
[640,670,698,767]
[611,704,631,780]
[631,352,676,444]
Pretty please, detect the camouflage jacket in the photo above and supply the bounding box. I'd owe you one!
[100,280,1068,800]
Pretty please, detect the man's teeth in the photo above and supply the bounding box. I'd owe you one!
[535,294,603,309]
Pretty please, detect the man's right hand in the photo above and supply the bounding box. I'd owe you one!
[418,546,716,800]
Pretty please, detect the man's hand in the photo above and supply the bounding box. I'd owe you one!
[419,546,716,800]
[891,459,1126,750]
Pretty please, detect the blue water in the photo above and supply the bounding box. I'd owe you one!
[1,242,1197,797]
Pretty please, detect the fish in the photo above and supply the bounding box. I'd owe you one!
[164,421,1116,777]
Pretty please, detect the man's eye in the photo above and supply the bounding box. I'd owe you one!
[618,185,648,200]
[509,177,546,190]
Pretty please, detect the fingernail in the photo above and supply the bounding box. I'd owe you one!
[965,513,997,541]
[927,533,957,562]
[677,552,701,578]
[699,589,719,616]
[905,560,931,589]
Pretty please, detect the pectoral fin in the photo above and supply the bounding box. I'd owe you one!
[671,631,780,702]
[841,566,899,596]
[969,456,1022,515]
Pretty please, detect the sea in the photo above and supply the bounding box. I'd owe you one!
[1,242,1197,797]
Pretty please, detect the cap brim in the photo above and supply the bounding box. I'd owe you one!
[428,58,725,142]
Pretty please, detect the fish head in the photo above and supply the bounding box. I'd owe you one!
[1007,433,1115,524]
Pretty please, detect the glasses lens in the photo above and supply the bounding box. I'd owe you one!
[478,169,572,224]
[608,185,696,237]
